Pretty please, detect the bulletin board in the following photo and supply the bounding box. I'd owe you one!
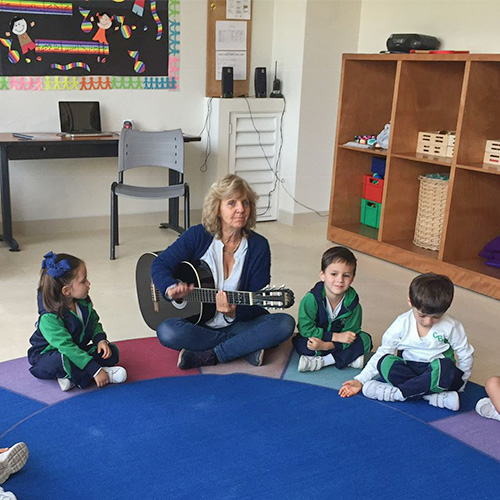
[0,0,180,91]
[206,0,252,97]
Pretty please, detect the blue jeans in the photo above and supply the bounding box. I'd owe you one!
[156,313,295,363]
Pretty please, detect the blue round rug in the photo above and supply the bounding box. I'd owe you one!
[5,374,500,499]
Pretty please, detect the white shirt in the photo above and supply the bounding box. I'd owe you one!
[355,309,474,386]
[325,297,343,323]
[201,236,248,328]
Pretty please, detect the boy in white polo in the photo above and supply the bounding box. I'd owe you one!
[339,273,474,411]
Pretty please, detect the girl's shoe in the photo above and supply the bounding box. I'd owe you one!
[57,377,75,392]
[0,442,29,485]
[475,397,500,421]
[103,366,127,383]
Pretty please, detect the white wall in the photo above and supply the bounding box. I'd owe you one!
[293,0,361,218]
[358,0,500,53]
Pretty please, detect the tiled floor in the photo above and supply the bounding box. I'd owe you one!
[1,216,499,385]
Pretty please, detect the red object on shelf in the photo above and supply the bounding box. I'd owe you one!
[410,50,470,54]
[363,174,384,203]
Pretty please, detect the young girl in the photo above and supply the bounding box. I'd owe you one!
[28,252,126,391]
[476,376,500,422]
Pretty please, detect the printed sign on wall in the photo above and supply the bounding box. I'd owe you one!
[0,0,179,90]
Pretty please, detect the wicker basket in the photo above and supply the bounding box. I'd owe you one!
[413,175,449,251]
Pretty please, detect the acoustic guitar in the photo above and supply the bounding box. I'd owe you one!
[136,252,295,330]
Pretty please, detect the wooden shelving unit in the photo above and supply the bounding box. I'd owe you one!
[328,53,500,300]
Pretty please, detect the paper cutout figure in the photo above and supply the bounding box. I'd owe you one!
[6,17,41,61]
[91,12,119,63]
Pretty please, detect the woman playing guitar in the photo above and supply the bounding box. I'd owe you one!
[152,174,296,369]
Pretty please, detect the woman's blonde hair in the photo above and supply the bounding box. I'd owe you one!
[202,174,258,238]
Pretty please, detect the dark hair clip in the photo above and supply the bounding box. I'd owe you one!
[42,251,72,279]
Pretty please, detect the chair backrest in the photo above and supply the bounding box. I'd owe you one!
[118,128,185,175]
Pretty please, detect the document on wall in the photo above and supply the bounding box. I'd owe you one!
[226,0,251,20]
[215,21,247,81]
[215,21,247,51]
[215,51,246,81]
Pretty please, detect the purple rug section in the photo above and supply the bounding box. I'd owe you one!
[0,357,92,405]
[431,411,500,462]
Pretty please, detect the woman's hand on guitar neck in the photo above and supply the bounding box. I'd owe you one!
[167,282,194,300]
[216,290,236,317]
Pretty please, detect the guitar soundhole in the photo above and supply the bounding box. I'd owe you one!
[172,299,188,310]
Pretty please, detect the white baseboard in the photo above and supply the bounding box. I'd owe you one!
[278,209,328,226]
[14,210,202,235]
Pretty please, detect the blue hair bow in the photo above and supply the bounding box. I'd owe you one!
[42,251,71,279]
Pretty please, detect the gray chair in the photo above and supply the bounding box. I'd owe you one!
[110,128,189,259]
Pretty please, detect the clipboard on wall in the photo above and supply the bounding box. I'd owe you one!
[206,0,252,97]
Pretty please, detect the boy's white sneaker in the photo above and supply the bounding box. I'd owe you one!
[57,377,75,392]
[0,442,29,485]
[348,355,364,369]
[103,366,127,384]
[362,380,405,402]
[423,391,460,411]
[0,487,17,500]
[298,355,324,372]
[475,397,500,421]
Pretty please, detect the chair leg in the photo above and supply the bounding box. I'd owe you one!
[184,184,190,232]
[110,189,117,260]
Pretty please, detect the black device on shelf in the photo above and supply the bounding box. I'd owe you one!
[254,67,267,98]
[221,67,233,98]
[270,61,283,98]
[386,34,440,53]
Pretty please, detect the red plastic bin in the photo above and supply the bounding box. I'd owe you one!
[363,175,384,203]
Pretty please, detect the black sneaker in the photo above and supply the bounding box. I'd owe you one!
[243,349,265,367]
[177,348,218,370]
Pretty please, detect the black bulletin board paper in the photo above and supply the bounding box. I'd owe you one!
[0,0,169,77]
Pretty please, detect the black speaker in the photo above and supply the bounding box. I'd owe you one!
[254,67,266,98]
[222,67,233,98]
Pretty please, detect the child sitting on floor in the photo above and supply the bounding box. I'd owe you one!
[476,376,500,422]
[339,273,474,411]
[293,246,372,372]
[28,252,127,391]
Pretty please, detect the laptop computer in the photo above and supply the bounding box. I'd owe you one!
[58,101,115,137]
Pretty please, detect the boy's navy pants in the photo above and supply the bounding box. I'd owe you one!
[377,354,464,399]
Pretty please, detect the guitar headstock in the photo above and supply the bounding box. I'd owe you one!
[253,287,295,309]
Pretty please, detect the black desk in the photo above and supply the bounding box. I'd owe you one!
[0,132,200,251]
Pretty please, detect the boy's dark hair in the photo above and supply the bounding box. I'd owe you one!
[409,273,454,315]
[321,246,357,274]
[38,253,84,317]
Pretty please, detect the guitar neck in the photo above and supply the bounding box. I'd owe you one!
[186,288,253,306]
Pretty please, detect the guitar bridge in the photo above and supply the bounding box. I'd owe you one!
[151,280,160,313]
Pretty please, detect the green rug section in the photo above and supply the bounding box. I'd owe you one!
[283,350,364,390]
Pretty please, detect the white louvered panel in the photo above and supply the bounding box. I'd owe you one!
[229,112,281,222]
